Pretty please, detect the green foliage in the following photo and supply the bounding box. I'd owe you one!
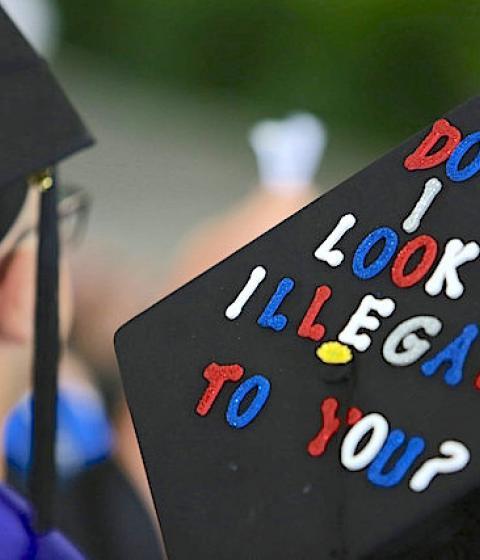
[58,0,480,141]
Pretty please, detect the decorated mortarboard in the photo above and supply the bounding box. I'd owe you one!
[0,6,93,536]
[116,96,480,559]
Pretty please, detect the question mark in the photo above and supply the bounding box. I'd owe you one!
[409,440,470,493]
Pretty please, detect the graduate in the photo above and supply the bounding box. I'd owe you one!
[0,7,93,557]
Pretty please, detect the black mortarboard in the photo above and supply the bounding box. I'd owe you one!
[115,96,480,558]
[0,8,91,237]
[0,8,93,532]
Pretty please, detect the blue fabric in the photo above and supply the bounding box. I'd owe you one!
[0,485,85,559]
[5,388,112,479]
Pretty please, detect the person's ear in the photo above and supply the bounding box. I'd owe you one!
[0,241,36,344]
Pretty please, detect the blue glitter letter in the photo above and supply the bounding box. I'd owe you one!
[421,323,479,386]
[367,430,425,488]
[257,277,295,331]
[446,132,480,182]
[226,375,271,429]
[353,227,399,280]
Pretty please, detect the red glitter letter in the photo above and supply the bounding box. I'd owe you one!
[297,285,332,342]
[195,362,244,417]
[346,407,363,426]
[404,119,462,171]
[391,235,438,288]
[307,397,341,457]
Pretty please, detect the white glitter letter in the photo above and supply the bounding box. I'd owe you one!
[402,177,443,234]
[382,316,443,366]
[341,413,389,471]
[225,266,267,320]
[314,213,357,267]
[425,239,480,300]
[409,441,470,493]
[338,294,396,352]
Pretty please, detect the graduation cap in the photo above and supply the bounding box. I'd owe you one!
[0,7,93,534]
[115,96,480,558]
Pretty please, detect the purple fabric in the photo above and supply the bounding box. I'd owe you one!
[0,484,85,559]
[37,530,84,560]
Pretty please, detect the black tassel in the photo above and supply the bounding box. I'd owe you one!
[29,172,59,533]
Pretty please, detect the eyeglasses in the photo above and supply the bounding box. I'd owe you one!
[12,185,92,252]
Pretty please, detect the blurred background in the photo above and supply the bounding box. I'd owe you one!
[13,0,474,303]
[1,1,480,558]
[30,0,480,270]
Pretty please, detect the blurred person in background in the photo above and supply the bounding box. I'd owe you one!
[0,0,112,487]
[0,4,167,560]
[163,112,326,291]
[0,0,113,499]
[0,0,61,475]
[0,6,96,557]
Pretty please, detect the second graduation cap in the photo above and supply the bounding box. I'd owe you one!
[115,96,480,559]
